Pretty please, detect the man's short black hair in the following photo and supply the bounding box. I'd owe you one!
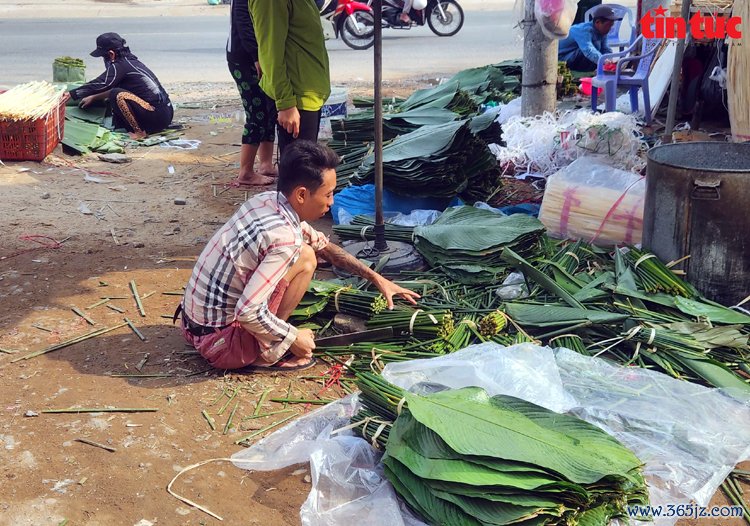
[277,141,340,196]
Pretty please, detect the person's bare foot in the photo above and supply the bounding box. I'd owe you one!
[399,12,411,23]
[129,130,147,140]
[233,171,275,186]
[257,162,278,177]
[251,353,315,370]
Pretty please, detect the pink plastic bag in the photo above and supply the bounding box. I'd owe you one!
[535,0,577,39]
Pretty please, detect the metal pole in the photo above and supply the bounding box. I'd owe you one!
[373,0,387,251]
[664,0,691,136]
[521,0,558,117]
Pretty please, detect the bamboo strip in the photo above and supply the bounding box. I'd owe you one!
[234,414,297,445]
[75,438,116,453]
[125,318,146,341]
[71,307,96,326]
[0,81,66,120]
[202,410,216,431]
[129,280,146,317]
[11,322,128,362]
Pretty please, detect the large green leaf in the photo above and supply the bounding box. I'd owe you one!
[415,208,544,252]
[393,411,560,478]
[504,303,629,328]
[404,388,644,485]
[668,351,750,393]
[386,434,565,490]
[673,297,750,324]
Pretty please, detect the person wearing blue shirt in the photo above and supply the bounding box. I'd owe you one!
[558,4,621,71]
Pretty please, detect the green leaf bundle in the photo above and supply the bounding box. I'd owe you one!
[413,207,546,284]
[352,375,649,526]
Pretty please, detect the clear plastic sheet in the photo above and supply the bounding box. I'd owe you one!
[231,396,427,526]
[232,343,750,526]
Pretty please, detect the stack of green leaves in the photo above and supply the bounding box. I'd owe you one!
[350,120,498,202]
[62,118,126,154]
[329,62,520,185]
[413,207,546,284]
[352,374,650,526]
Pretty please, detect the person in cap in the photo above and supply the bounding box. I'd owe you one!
[178,140,419,371]
[226,0,277,186]
[68,33,173,139]
[558,4,621,71]
[248,0,330,158]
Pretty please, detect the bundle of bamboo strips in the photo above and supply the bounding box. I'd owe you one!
[539,161,646,246]
[0,81,66,121]
[728,0,750,142]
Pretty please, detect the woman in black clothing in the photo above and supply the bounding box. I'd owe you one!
[226,0,277,186]
[69,33,173,140]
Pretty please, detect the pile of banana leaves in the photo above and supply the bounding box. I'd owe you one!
[62,117,127,154]
[353,373,649,526]
[413,207,546,284]
[329,63,518,197]
[331,62,519,145]
[349,120,499,203]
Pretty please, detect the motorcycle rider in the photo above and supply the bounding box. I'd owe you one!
[400,0,413,23]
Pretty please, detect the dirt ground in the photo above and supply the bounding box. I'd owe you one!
[1,80,747,526]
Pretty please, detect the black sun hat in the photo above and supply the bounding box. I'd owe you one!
[90,32,127,57]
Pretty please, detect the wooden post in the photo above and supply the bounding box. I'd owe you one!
[664,0,692,136]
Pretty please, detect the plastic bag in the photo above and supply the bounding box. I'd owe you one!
[494,271,530,300]
[231,396,427,526]
[539,156,645,245]
[535,0,578,39]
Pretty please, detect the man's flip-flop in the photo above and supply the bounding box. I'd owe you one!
[246,355,317,373]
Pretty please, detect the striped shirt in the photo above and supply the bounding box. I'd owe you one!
[183,191,329,359]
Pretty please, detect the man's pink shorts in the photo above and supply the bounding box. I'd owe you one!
[181,279,289,370]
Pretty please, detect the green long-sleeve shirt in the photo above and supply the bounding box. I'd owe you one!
[248,0,331,112]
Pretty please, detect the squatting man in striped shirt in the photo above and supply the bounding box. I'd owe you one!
[178,141,420,371]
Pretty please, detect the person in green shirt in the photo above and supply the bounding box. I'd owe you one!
[248,0,331,157]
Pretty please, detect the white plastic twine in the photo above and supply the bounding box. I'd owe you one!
[359,225,373,241]
[634,253,657,269]
[409,309,423,334]
[333,286,349,313]
[396,397,407,415]
[499,109,646,177]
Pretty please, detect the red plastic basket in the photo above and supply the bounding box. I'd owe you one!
[0,92,70,162]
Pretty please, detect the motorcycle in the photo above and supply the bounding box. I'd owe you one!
[319,0,377,50]
[375,0,465,38]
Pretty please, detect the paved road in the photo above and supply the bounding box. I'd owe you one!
[0,10,521,88]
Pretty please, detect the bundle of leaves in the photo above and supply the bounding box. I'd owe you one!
[350,120,498,202]
[353,374,649,526]
[413,207,546,284]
